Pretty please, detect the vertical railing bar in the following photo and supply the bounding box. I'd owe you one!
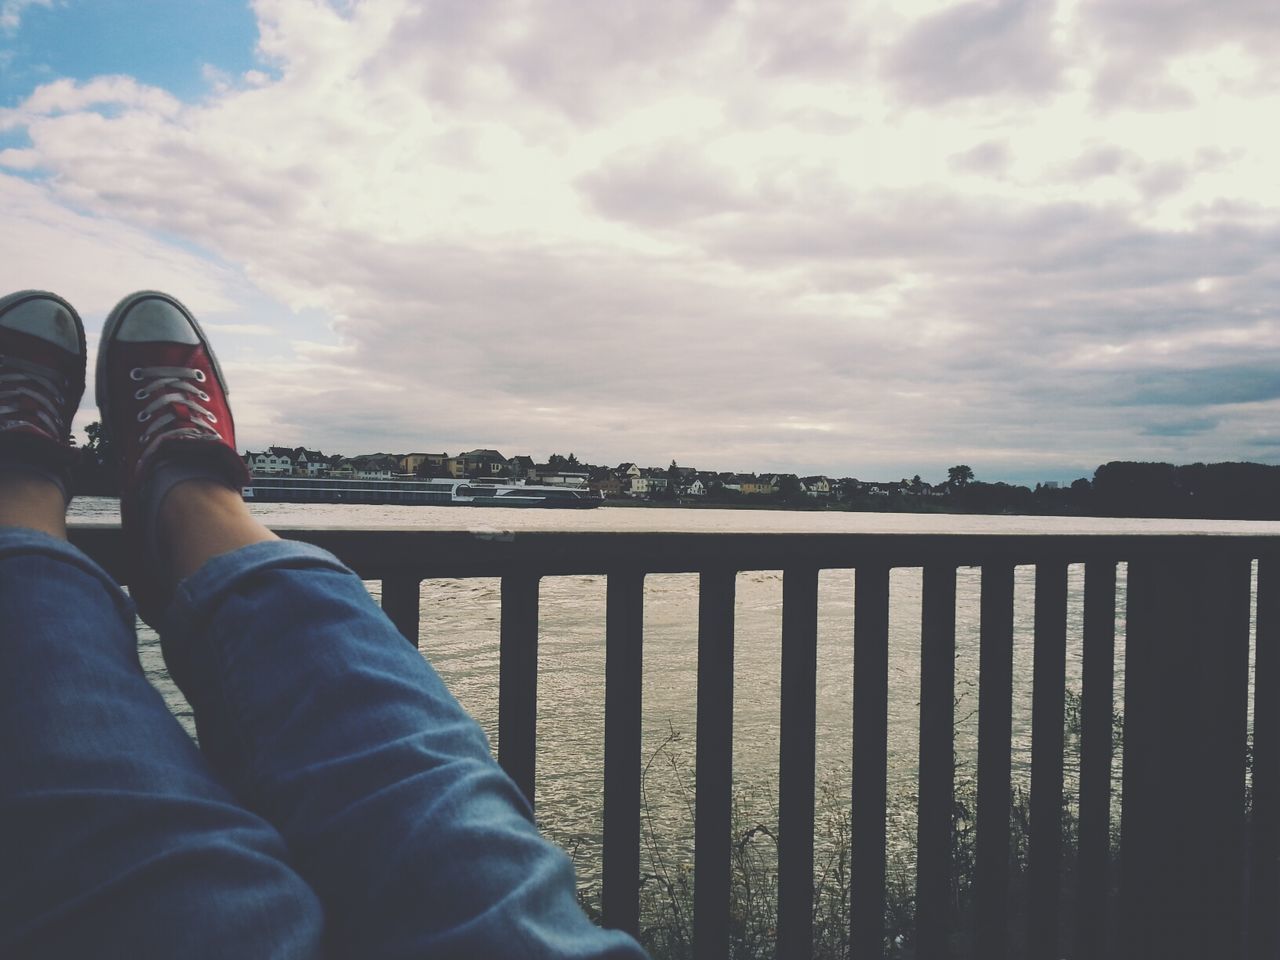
[1193,553,1250,957]
[1028,561,1068,959]
[1251,556,1280,959]
[974,561,1014,960]
[777,566,820,960]
[915,564,957,960]
[694,568,736,960]
[852,563,890,960]
[381,574,422,646]
[1076,561,1116,960]
[603,569,645,937]
[499,573,539,809]
[1119,558,1162,956]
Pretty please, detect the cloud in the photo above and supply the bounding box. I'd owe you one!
[1141,417,1220,437]
[0,0,52,34]
[1079,0,1280,107]
[886,0,1064,104]
[950,140,1012,176]
[1,0,1279,481]
[579,143,747,226]
[1127,368,1280,407]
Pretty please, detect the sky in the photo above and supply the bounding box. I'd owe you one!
[1,0,1277,486]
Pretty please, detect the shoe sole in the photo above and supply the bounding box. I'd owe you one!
[95,290,233,454]
[0,289,88,361]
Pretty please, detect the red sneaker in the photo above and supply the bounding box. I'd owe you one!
[97,291,248,494]
[0,290,87,491]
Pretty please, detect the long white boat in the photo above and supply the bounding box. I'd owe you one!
[243,476,604,508]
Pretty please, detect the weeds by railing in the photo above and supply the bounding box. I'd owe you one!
[576,689,1128,960]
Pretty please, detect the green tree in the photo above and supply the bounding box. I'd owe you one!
[947,464,974,489]
[73,421,119,496]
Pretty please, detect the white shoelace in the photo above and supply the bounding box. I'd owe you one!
[131,364,223,466]
[0,355,67,438]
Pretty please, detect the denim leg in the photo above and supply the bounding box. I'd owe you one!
[163,539,648,960]
[0,529,326,960]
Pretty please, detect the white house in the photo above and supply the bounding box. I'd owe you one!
[244,449,293,476]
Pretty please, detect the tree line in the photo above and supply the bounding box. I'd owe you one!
[65,422,1280,520]
[889,461,1280,520]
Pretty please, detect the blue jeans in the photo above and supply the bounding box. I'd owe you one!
[0,528,647,959]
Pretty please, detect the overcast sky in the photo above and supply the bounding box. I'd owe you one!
[2,0,1277,485]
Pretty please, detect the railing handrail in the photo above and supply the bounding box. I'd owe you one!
[68,522,1280,582]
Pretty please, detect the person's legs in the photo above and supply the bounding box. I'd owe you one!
[99,291,647,958]
[1,292,325,958]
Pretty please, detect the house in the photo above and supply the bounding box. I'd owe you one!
[456,449,509,478]
[740,475,777,496]
[291,447,328,477]
[615,463,641,480]
[628,476,651,497]
[508,455,536,480]
[244,448,295,476]
[595,475,625,497]
[801,476,832,497]
[347,454,400,480]
[328,455,355,479]
[401,452,447,475]
[682,478,706,496]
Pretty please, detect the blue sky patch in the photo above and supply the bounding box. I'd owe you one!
[1,0,261,106]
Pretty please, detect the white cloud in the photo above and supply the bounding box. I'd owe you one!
[0,0,52,34]
[2,0,1279,480]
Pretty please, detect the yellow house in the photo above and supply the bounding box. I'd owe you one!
[740,477,777,496]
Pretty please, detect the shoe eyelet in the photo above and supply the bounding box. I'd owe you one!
[130,368,144,381]
[193,370,207,383]
[206,413,218,424]
[136,410,151,422]
[134,388,148,400]
[197,390,210,401]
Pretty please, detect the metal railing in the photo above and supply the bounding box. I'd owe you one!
[70,525,1280,959]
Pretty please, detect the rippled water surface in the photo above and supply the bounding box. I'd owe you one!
[69,498,1276,891]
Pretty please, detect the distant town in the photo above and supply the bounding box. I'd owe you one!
[67,425,1280,519]
[235,446,1280,521]
[240,444,986,506]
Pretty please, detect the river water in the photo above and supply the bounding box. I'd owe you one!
[67,498,1278,897]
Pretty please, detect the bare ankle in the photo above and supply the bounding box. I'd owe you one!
[0,469,68,539]
[158,479,277,582]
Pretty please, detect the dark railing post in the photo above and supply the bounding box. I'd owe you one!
[603,570,644,937]
[1120,557,1162,956]
[1028,562,1067,959]
[778,566,819,960]
[1122,553,1250,960]
[975,561,1014,960]
[916,564,957,959]
[1191,554,1250,957]
[499,573,539,809]
[1252,557,1280,959]
[381,575,421,646]
[694,568,736,960]
[1076,561,1116,959]
[852,564,890,960]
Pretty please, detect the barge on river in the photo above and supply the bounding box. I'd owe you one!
[243,476,604,508]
